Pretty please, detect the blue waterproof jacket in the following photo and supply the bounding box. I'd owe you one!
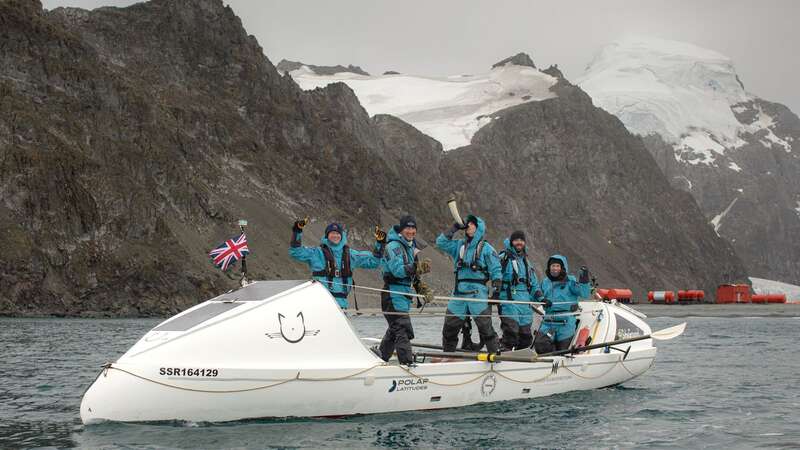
[380,227,419,312]
[436,216,501,319]
[538,254,590,341]
[289,230,382,308]
[539,254,590,313]
[498,238,541,326]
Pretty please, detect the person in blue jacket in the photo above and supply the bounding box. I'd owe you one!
[436,215,502,353]
[375,215,432,366]
[494,230,542,351]
[538,254,591,351]
[289,218,384,308]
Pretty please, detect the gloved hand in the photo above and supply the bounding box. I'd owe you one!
[415,281,434,306]
[544,298,553,309]
[415,258,432,275]
[579,266,590,284]
[292,217,309,232]
[570,303,579,312]
[533,289,544,300]
[445,223,462,238]
[374,225,387,244]
[489,290,500,304]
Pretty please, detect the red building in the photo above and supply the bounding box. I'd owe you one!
[716,284,751,304]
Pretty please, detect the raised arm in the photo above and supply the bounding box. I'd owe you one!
[288,220,317,263]
[569,266,591,298]
[435,223,464,260]
[349,248,381,269]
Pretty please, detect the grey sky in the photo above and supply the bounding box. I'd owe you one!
[43,0,800,113]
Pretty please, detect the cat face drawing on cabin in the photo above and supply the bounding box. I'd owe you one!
[278,312,305,343]
[266,312,320,343]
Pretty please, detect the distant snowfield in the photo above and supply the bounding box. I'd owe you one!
[578,37,792,166]
[750,277,800,302]
[289,65,557,150]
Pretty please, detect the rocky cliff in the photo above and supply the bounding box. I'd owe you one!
[0,0,747,316]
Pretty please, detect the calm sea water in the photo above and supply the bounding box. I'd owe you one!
[1,314,799,449]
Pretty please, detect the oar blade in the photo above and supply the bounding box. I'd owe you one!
[651,322,687,340]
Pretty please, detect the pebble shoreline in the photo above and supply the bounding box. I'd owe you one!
[629,303,800,318]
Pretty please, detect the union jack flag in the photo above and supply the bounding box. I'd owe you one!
[209,233,249,271]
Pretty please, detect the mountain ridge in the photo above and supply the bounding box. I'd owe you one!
[0,1,748,316]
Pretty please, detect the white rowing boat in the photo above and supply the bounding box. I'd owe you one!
[80,280,681,424]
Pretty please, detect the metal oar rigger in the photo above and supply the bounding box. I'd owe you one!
[397,323,686,362]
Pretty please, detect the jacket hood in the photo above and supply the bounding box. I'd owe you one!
[503,237,526,256]
[466,216,486,247]
[321,230,348,250]
[546,254,568,280]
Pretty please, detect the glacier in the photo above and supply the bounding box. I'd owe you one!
[578,37,791,165]
[287,64,557,150]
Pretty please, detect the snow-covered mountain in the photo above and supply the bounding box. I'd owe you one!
[580,37,800,284]
[579,37,792,166]
[284,57,557,150]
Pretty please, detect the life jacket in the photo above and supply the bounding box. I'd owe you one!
[500,250,531,298]
[455,239,488,284]
[313,244,352,296]
[382,242,417,287]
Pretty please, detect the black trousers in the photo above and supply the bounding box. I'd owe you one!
[554,337,572,351]
[442,307,498,353]
[500,313,533,350]
[378,291,414,365]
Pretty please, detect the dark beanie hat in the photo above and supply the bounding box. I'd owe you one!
[398,215,417,231]
[510,230,526,242]
[324,222,344,237]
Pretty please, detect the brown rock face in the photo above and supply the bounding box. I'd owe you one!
[642,98,800,285]
[443,82,747,296]
[0,0,746,316]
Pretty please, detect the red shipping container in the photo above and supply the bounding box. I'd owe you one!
[751,294,768,304]
[716,284,751,303]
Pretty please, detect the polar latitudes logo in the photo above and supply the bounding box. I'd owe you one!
[388,378,429,393]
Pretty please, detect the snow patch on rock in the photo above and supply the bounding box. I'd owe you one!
[710,197,738,235]
[290,64,557,150]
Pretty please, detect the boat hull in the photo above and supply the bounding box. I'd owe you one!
[81,348,655,423]
[80,280,658,423]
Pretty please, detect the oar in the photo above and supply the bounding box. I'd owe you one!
[410,342,447,351]
[416,351,553,364]
[538,322,687,358]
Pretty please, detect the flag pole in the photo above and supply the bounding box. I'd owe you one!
[238,219,249,287]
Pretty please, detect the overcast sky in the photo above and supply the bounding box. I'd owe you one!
[42,0,800,113]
